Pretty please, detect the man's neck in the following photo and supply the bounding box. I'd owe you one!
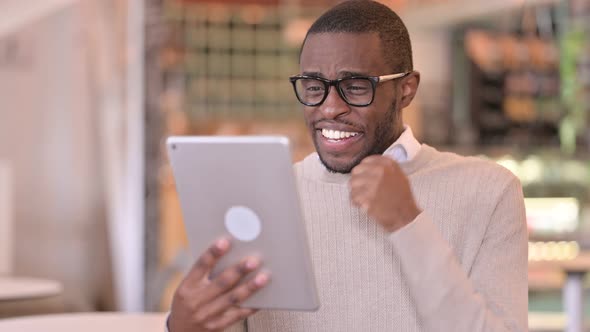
[391,125,405,144]
[380,124,405,154]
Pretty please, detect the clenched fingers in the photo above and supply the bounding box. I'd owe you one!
[197,257,262,305]
[196,272,270,323]
[204,307,259,331]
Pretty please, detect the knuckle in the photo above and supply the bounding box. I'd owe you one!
[174,283,193,302]
[174,290,200,312]
[234,284,253,301]
[193,311,208,325]
[376,165,385,174]
[196,255,212,270]
[214,275,231,289]
[228,292,241,305]
[236,262,250,275]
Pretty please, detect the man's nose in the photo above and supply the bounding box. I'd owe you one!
[318,86,351,119]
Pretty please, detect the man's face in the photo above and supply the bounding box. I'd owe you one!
[299,32,401,174]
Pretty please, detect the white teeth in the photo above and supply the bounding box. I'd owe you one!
[321,128,359,140]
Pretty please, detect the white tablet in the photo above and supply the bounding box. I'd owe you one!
[166,136,319,311]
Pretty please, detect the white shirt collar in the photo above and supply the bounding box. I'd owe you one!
[383,125,421,163]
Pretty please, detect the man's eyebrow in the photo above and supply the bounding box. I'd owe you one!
[301,71,370,78]
[302,71,324,78]
[340,70,368,77]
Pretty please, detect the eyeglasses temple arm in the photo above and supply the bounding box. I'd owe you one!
[377,72,410,83]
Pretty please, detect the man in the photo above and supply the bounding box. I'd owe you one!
[168,1,528,331]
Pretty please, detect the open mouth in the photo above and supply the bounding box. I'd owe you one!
[320,128,361,141]
[316,128,363,155]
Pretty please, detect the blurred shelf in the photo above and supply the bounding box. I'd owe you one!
[403,0,561,29]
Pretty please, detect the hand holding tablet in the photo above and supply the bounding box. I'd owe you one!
[169,238,269,332]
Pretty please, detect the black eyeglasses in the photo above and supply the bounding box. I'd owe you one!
[289,72,410,107]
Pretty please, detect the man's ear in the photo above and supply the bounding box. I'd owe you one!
[400,71,420,109]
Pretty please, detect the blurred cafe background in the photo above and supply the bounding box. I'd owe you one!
[0,0,590,331]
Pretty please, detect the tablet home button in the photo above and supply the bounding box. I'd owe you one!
[224,206,262,242]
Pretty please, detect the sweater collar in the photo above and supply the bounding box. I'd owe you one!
[383,125,421,163]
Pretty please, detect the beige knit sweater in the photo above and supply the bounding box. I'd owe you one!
[229,144,528,332]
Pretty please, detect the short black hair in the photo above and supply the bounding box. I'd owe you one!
[302,0,413,73]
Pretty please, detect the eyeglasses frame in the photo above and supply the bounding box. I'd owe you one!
[289,72,411,107]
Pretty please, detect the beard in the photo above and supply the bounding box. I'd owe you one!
[316,102,399,174]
